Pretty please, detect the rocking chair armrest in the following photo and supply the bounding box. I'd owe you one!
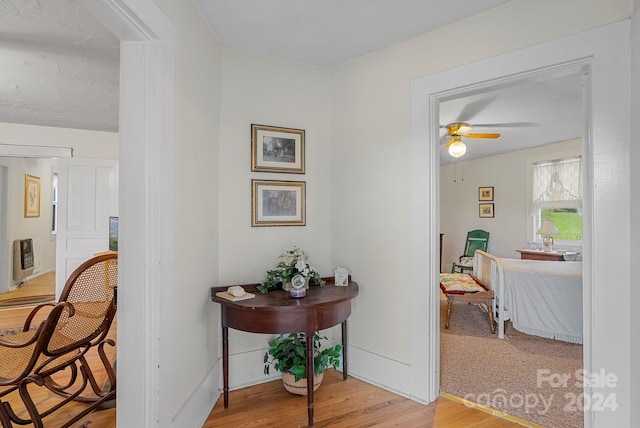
[23,302,56,331]
[0,324,42,348]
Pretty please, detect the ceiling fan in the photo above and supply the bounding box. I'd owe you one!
[442,122,500,158]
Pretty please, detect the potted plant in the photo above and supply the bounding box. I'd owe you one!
[263,332,342,395]
[258,246,326,293]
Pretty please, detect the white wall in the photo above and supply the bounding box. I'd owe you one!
[151,0,223,420]
[440,139,581,270]
[3,158,56,283]
[630,6,640,426]
[218,48,332,377]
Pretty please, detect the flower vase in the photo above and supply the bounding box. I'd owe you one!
[283,277,309,291]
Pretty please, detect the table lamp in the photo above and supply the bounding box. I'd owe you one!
[537,220,559,252]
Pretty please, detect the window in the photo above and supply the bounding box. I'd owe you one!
[51,172,58,236]
[531,156,582,243]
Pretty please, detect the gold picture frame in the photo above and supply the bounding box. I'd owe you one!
[479,186,494,201]
[24,174,41,218]
[251,124,305,173]
[252,179,306,226]
[479,203,494,218]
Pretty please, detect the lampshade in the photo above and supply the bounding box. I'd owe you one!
[536,220,559,236]
[448,138,466,158]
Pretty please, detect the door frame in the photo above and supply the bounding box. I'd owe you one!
[411,22,631,427]
[79,1,175,426]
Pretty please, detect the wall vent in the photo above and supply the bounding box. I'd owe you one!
[13,239,34,281]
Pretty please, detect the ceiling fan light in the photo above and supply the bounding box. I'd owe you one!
[457,125,472,135]
[448,140,466,158]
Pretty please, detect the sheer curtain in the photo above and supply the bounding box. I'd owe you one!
[532,156,582,213]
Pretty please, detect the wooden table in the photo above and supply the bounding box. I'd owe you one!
[516,249,579,261]
[211,280,359,426]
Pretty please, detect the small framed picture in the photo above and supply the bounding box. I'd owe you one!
[252,179,306,227]
[251,124,305,174]
[24,174,40,218]
[479,203,495,218]
[479,186,494,201]
[109,217,119,251]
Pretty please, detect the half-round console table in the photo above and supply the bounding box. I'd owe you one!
[210,280,359,426]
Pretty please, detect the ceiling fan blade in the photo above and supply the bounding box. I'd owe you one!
[465,133,500,139]
[443,138,455,149]
[455,97,496,122]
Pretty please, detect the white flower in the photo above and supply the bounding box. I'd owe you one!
[295,259,307,272]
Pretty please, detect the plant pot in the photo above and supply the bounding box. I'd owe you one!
[281,371,323,395]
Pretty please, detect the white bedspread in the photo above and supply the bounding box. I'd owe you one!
[499,258,583,344]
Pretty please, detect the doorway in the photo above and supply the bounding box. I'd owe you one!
[436,71,585,426]
[411,22,632,428]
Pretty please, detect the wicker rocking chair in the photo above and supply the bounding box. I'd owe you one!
[0,253,118,428]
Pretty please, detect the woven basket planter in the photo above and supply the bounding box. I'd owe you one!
[281,371,323,395]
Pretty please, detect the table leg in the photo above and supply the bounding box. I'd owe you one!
[341,320,348,380]
[222,310,229,408]
[306,329,315,426]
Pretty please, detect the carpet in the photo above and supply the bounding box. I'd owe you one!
[440,301,583,428]
[0,294,54,308]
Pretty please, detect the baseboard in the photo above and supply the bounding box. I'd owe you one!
[346,345,413,399]
[172,359,221,428]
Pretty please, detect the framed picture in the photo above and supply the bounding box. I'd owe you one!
[251,124,305,173]
[109,217,119,251]
[24,174,40,218]
[252,179,305,226]
[479,203,495,218]
[479,186,494,201]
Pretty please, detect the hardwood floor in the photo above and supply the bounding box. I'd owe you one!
[205,370,520,427]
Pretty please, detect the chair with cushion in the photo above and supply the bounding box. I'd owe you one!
[0,253,117,428]
[451,229,489,273]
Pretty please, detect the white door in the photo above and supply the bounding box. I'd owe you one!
[55,158,118,298]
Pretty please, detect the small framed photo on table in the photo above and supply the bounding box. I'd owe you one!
[252,180,306,227]
[251,124,305,174]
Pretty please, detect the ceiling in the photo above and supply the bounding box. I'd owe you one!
[0,0,119,132]
[0,0,582,163]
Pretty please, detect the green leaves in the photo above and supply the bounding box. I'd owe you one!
[263,333,342,382]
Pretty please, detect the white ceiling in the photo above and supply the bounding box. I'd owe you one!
[0,0,583,164]
[193,0,509,67]
[0,0,119,132]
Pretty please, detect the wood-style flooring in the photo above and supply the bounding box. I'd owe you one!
[205,370,520,427]
[0,277,518,427]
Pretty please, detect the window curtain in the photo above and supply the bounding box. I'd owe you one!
[532,156,582,213]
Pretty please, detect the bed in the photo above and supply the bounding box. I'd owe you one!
[473,250,583,344]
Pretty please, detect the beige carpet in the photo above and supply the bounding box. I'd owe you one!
[440,301,583,428]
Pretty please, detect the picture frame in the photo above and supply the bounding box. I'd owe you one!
[479,186,494,201]
[479,203,495,218]
[252,179,306,226]
[109,217,119,251]
[24,174,40,218]
[251,124,305,174]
